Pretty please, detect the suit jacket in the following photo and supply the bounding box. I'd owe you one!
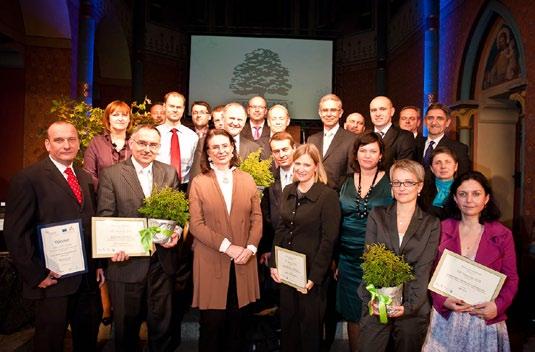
[4,157,98,299]
[189,136,205,182]
[270,182,341,285]
[416,135,471,176]
[239,136,262,161]
[308,127,357,191]
[97,158,180,283]
[358,204,440,317]
[380,125,416,172]
[431,219,518,325]
[241,122,270,141]
[188,170,262,309]
[259,169,283,254]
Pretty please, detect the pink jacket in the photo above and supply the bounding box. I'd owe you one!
[431,219,518,325]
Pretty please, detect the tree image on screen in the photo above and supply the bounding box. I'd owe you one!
[229,48,292,96]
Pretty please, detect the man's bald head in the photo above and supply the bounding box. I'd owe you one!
[369,96,395,130]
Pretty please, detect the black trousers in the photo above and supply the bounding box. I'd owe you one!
[108,261,175,352]
[33,275,101,352]
[279,283,327,352]
[198,262,250,352]
[358,309,430,352]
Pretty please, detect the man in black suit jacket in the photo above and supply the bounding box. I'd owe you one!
[241,96,271,141]
[97,125,181,352]
[416,103,471,176]
[308,94,357,191]
[4,121,102,351]
[370,96,416,171]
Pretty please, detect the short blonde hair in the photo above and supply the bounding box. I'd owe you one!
[389,159,425,183]
[292,144,328,184]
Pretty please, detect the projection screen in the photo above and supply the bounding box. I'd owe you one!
[189,35,333,120]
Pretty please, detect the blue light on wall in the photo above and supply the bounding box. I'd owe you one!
[422,0,439,137]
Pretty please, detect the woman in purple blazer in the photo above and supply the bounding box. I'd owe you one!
[423,171,518,351]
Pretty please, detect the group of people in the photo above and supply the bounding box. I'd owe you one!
[3,91,518,352]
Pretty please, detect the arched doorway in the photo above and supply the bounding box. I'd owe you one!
[455,0,526,227]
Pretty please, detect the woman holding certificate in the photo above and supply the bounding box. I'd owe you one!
[358,159,440,352]
[270,144,341,352]
[422,171,518,351]
[336,132,393,351]
[188,129,262,352]
[419,146,459,220]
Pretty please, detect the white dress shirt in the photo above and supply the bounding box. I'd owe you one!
[323,124,340,156]
[374,122,393,137]
[49,155,75,180]
[423,133,444,157]
[280,167,293,190]
[156,123,199,184]
[131,157,153,198]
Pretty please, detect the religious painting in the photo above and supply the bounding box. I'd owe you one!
[479,20,520,91]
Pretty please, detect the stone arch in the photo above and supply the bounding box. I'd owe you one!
[455,0,526,225]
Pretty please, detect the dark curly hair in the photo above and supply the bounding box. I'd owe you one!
[445,171,501,223]
[350,131,385,173]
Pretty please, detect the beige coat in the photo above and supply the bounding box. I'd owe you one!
[189,169,262,309]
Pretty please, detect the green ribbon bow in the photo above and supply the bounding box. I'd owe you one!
[366,284,392,324]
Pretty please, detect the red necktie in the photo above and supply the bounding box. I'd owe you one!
[64,167,83,204]
[170,128,182,180]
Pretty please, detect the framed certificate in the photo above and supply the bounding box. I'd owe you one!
[37,220,87,277]
[428,249,507,305]
[275,246,307,289]
[92,217,150,258]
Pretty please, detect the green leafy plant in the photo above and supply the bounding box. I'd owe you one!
[49,96,153,163]
[238,149,274,188]
[361,243,414,288]
[137,186,190,251]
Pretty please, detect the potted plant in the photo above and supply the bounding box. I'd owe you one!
[137,186,189,251]
[238,149,275,193]
[361,243,414,323]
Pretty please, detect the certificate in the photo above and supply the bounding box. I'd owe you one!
[92,217,150,258]
[38,220,87,277]
[428,249,507,305]
[275,246,307,289]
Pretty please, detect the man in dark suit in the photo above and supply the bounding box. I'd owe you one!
[416,103,471,176]
[308,93,357,191]
[241,96,271,141]
[4,121,102,351]
[97,124,181,352]
[223,102,265,160]
[370,96,416,171]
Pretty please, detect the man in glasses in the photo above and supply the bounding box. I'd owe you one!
[242,95,270,141]
[97,124,181,351]
[308,93,357,191]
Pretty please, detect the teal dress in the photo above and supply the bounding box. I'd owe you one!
[336,174,393,321]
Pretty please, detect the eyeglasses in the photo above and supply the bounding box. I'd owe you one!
[249,105,266,110]
[209,143,231,151]
[320,108,341,114]
[192,111,209,115]
[133,139,160,150]
[391,181,420,188]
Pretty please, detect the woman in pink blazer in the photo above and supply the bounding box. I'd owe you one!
[188,129,262,352]
[423,171,518,351]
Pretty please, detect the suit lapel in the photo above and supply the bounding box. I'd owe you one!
[382,126,398,149]
[323,128,343,160]
[121,159,145,199]
[152,161,165,191]
[385,205,400,254]
[474,223,501,266]
[399,206,424,253]
[44,158,80,206]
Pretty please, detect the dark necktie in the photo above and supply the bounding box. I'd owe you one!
[423,140,435,166]
[171,128,182,180]
[64,167,83,204]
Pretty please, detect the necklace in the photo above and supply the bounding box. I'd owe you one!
[355,169,379,219]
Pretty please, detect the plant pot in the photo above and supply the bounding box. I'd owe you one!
[147,218,177,244]
[377,284,403,314]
